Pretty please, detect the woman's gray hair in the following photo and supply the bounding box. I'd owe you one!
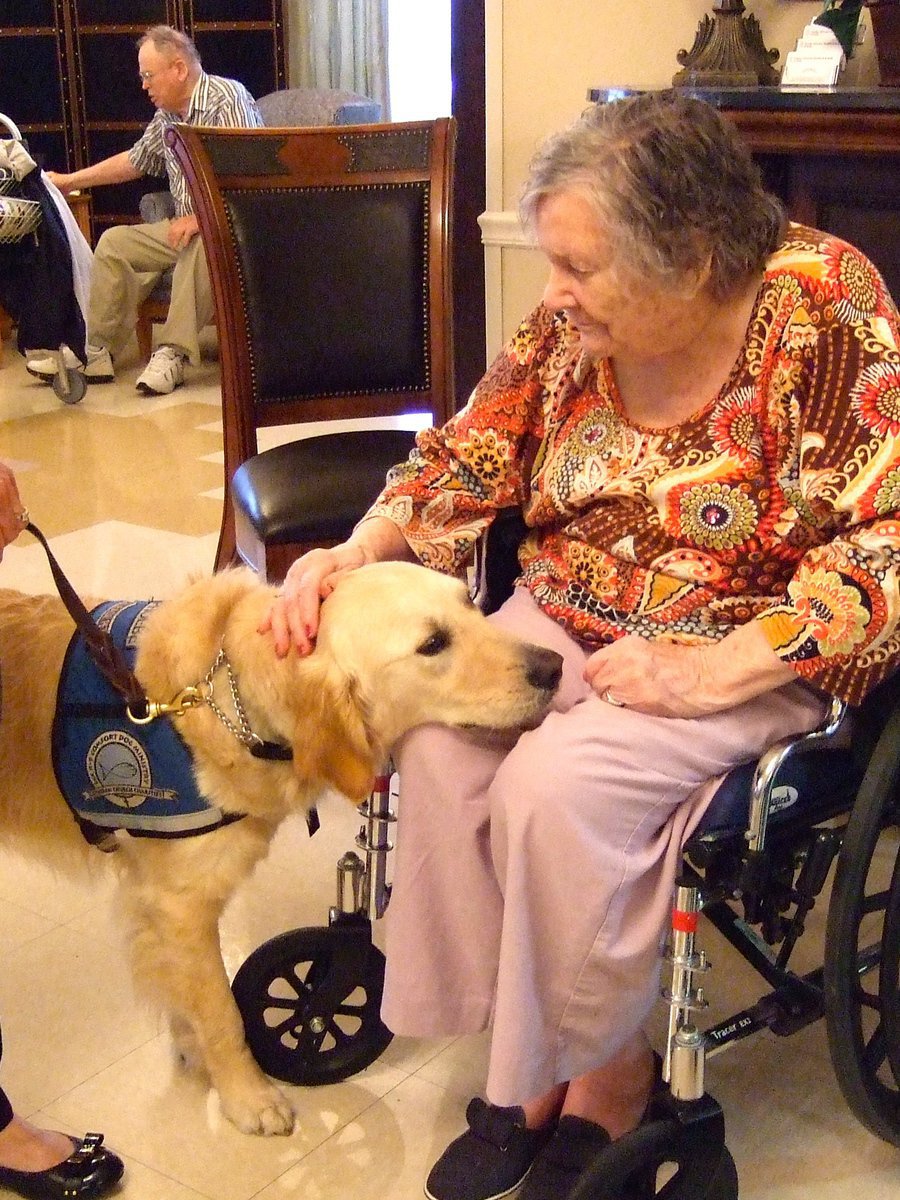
[520,91,786,301]
[138,25,201,69]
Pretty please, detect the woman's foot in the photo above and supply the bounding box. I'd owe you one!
[519,1115,613,1200]
[518,1035,658,1200]
[0,1119,123,1199]
[0,1119,76,1173]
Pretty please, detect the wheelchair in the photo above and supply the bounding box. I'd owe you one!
[230,510,900,1198]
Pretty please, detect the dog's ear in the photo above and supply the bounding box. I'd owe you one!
[291,666,379,801]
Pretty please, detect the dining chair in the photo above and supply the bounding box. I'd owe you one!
[167,117,456,579]
[135,87,382,362]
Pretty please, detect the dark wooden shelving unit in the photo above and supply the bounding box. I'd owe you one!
[1,0,285,242]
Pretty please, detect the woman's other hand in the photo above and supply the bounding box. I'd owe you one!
[0,463,27,562]
[584,621,798,718]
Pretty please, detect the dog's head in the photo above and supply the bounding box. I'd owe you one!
[289,562,562,798]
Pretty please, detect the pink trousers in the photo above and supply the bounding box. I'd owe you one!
[381,588,827,1105]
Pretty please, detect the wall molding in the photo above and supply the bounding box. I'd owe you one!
[477,208,530,248]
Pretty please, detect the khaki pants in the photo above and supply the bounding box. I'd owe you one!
[88,220,212,365]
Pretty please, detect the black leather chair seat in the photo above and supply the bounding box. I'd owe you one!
[232,427,417,546]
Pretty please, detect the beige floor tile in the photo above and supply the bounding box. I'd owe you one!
[0,895,57,955]
[43,1034,410,1200]
[0,846,116,924]
[20,1114,214,1200]
[712,1027,900,1198]
[376,1033,462,1079]
[0,924,160,1113]
[0,524,218,597]
[410,1031,491,1103]
[251,1074,466,1200]
[92,1157,214,1200]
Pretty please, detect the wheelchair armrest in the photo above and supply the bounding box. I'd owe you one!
[746,695,849,853]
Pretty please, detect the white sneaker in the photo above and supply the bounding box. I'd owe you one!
[136,345,185,395]
[26,344,114,383]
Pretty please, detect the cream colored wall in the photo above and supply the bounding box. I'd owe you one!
[483,0,878,352]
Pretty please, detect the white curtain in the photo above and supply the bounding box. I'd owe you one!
[287,0,390,117]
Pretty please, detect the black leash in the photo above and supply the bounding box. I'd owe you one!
[27,522,149,714]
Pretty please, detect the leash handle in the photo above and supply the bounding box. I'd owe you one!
[26,522,149,713]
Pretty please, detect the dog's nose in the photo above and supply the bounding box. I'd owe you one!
[525,646,563,693]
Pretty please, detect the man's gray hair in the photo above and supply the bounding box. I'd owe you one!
[138,25,201,69]
[520,91,786,301]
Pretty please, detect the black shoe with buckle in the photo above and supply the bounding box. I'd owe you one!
[0,1132,125,1200]
[425,1097,555,1200]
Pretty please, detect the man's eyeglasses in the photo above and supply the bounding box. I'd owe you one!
[138,64,175,82]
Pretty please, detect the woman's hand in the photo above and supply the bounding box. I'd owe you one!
[0,463,27,562]
[584,622,799,719]
[260,518,415,656]
[260,543,368,657]
[584,636,719,718]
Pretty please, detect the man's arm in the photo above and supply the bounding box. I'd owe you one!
[46,151,143,195]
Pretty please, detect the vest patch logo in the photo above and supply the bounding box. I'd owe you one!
[56,600,228,837]
[85,730,172,808]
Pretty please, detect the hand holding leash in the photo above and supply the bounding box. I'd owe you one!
[0,462,27,559]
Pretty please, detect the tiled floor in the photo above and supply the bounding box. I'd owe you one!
[1,337,899,1198]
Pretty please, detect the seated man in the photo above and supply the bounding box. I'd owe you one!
[31,23,262,396]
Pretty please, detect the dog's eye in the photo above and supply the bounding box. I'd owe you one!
[417,630,451,656]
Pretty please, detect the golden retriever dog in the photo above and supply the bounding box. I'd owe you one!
[0,562,562,1135]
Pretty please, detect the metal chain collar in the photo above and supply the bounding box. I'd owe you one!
[202,649,263,749]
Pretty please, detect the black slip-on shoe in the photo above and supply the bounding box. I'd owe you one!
[519,1115,612,1200]
[425,1097,555,1200]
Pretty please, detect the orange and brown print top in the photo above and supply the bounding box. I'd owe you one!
[368,226,900,704]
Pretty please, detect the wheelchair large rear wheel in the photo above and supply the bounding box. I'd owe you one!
[232,921,393,1086]
[823,706,900,1146]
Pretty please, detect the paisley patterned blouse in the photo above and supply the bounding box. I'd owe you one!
[368,225,900,705]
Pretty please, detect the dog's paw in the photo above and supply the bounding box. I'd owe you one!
[220,1081,296,1136]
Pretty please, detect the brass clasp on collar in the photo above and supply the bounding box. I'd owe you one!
[127,685,205,725]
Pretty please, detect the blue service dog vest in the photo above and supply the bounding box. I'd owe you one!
[52,600,239,839]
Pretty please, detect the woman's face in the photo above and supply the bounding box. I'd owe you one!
[535,189,710,363]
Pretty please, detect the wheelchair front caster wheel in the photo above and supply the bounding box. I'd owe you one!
[52,366,86,404]
[232,920,393,1085]
[569,1099,738,1200]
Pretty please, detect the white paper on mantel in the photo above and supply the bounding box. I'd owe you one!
[781,23,845,87]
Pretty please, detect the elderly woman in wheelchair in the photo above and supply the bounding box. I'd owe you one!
[264,91,900,1200]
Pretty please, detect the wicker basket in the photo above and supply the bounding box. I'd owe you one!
[0,194,41,244]
[0,112,40,243]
